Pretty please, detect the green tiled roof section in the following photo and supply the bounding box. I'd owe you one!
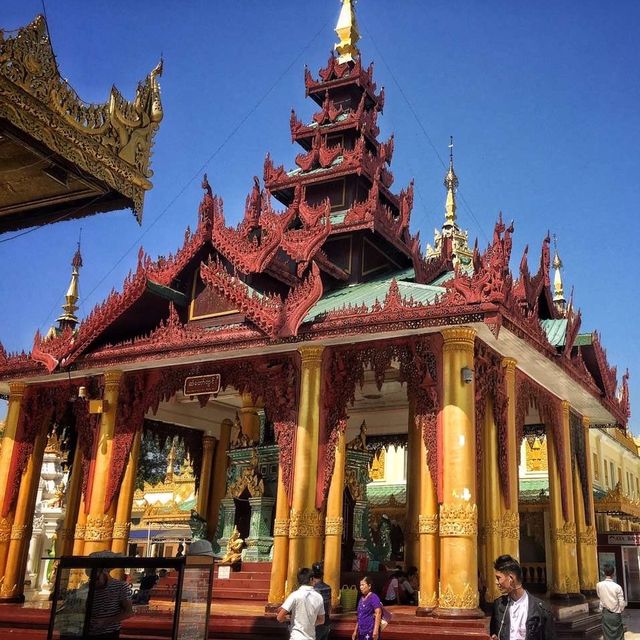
[540,319,568,346]
[520,478,549,492]
[305,268,445,321]
[330,211,347,225]
[179,497,196,512]
[366,482,406,506]
[575,333,593,347]
[429,271,455,286]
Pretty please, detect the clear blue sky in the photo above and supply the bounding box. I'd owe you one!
[1,1,639,431]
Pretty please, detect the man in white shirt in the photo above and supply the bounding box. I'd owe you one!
[489,554,555,640]
[277,567,325,640]
[596,564,626,640]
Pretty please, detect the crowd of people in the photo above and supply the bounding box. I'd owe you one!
[276,553,630,640]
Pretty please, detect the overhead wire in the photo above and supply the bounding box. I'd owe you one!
[33,16,331,329]
[360,18,489,245]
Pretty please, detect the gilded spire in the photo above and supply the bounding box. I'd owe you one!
[425,137,472,269]
[51,238,83,336]
[335,0,360,64]
[552,235,566,313]
[444,136,459,227]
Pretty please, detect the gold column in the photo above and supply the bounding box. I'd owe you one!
[287,345,324,592]
[267,466,290,607]
[547,401,580,597]
[482,399,502,603]
[0,431,47,600]
[111,428,142,555]
[434,327,481,617]
[417,422,438,613]
[57,444,84,557]
[206,418,232,539]
[500,358,520,559]
[405,398,421,568]
[575,416,598,595]
[83,371,122,555]
[196,434,216,517]
[324,429,346,610]
[240,393,261,443]
[0,382,27,576]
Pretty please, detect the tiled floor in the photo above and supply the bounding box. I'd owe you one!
[624,608,640,638]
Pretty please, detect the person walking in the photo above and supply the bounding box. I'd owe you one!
[596,564,626,640]
[489,554,555,640]
[352,576,382,640]
[277,567,325,640]
[311,562,331,640]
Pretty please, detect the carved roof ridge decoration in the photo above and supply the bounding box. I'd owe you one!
[304,54,383,108]
[0,15,163,222]
[594,481,640,519]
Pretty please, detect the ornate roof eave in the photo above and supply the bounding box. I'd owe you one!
[0,15,163,223]
[595,483,640,519]
[304,55,383,108]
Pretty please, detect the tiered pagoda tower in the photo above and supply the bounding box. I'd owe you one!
[0,3,633,637]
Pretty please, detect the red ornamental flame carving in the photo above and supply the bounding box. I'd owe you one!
[298,197,330,227]
[199,259,323,339]
[562,302,582,359]
[295,129,342,172]
[312,91,344,125]
[281,220,331,267]
[620,370,631,422]
[592,331,618,400]
[263,153,287,185]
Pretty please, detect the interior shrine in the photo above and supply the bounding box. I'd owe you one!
[0,2,635,637]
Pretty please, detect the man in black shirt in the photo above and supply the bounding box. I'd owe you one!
[311,562,331,640]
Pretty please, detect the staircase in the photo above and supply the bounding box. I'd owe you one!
[212,561,271,603]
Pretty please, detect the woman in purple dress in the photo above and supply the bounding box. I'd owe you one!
[352,576,382,640]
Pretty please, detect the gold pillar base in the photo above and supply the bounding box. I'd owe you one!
[432,607,485,619]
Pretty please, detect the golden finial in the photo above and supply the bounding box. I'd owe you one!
[54,234,83,334]
[552,235,566,313]
[443,136,459,227]
[335,0,360,64]
[165,439,176,483]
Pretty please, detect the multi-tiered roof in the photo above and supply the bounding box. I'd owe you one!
[0,1,630,429]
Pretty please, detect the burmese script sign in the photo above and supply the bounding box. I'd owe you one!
[183,374,221,397]
[607,534,640,545]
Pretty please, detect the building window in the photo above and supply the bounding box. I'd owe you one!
[604,462,609,486]
[592,452,600,481]
[618,467,622,489]
[610,462,616,487]
[636,477,639,497]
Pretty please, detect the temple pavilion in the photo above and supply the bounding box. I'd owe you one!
[0,1,633,633]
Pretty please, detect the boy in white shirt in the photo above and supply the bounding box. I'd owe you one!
[596,564,626,640]
[277,567,325,640]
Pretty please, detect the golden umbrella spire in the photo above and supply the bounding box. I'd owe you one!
[51,236,83,336]
[335,0,360,64]
[443,136,459,227]
[552,235,566,313]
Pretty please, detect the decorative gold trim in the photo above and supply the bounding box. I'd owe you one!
[0,16,163,221]
[0,517,13,543]
[420,591,438,609]
[10,524,28,540]
[550,521,577,544]
[112,522,131,540]
[273,518,290,537]
[441,327,476,351]
[501,510,520,540]
[501,357,517,372]
[84,515,114,542]
[298,345,325,366]
[418,513,438,535]
[289,508,323,538]
[74,524,86,540]
[189,271,239,321]
[325,516,343,536]
[438,582,478,609]
[439,503,477,537]
[577,525,597,546]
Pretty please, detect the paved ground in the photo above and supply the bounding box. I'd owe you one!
[624,608,640,638]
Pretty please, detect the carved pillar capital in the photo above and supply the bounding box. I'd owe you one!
[112,522,131,540]
[103,370,123,389]
[441,327,476,351]
[582,416,591,428]
[561,400,571,417]
[501,357,517,372]
[298,345,325,366]
[8,381,27,399]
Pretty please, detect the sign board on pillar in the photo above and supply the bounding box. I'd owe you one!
[183,374,221,398]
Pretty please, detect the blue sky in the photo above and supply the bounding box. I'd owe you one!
[1,1,639,432]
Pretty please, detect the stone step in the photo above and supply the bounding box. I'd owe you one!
[214,576,271,590]
[213,587,270,601]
